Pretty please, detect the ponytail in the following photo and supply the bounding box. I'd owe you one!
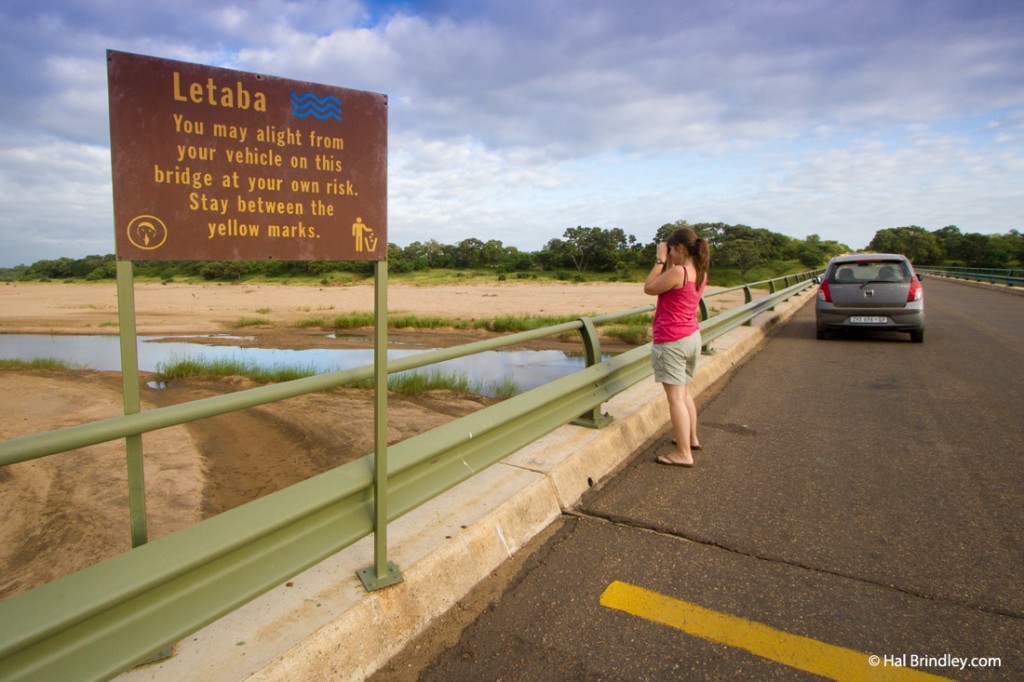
[692,237,710,287]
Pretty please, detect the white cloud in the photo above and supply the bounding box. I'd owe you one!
[1,0,1023,265]
[0,136,114,260]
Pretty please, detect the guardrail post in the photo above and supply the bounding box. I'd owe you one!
[697,300,715,355]
[742,284,754,326]
[570,317,613,428]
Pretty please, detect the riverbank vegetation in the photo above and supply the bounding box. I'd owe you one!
[5,221,1017,285]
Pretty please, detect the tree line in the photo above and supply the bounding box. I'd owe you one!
[388,221,850,276]
[868,225,1023,268]
[3,221,1019,282]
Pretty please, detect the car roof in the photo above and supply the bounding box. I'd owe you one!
[828,253,911,265]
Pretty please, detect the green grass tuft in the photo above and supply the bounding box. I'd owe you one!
[387,369,474,395]
[294,317,326,328]
[0,357,73,370]
[476,314,579,333]
[485,376,521,400]
[604,323,650,345]
[331,312,376,329]
[155,356,317,383]
[234,316,273,328]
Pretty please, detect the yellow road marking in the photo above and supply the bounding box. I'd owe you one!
[599,581,951,681]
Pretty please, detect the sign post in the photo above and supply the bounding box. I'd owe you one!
[357,259,402,590]
[115,259,147,548]
[107,50,400,589]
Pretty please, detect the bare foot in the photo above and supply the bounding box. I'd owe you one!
[656,453,694,467]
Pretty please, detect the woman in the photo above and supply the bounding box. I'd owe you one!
[643,227,710,467]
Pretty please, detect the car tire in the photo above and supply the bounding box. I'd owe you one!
[816,328,829,340]
[910,330,924,343]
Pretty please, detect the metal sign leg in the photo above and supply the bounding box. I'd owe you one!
[357,260,403,591]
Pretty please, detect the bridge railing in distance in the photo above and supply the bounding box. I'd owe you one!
[915,265,1023,287]
[0,271,819,682]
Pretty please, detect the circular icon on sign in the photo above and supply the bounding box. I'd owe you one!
[127,215,168,250]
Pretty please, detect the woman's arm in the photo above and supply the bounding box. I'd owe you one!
[644,242,685,295]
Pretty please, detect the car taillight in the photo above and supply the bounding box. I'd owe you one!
[907,277,923,302]
[817,278,832,303]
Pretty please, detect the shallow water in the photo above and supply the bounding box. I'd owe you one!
[0,334,602,397]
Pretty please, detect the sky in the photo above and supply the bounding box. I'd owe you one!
[1,0,1022,267]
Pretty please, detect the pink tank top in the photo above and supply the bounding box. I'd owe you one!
[653,275,705,344]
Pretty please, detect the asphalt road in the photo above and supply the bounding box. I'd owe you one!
[377,279,1023,681]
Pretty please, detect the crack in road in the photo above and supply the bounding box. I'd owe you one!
[567,508,1024,622]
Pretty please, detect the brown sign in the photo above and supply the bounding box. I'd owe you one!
[107,50,387,261]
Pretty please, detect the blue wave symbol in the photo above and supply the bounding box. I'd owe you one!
[290,92,343,121]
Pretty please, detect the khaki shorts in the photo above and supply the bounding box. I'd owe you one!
[651,332,701,385]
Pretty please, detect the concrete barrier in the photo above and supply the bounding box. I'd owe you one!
[117,290,814,682]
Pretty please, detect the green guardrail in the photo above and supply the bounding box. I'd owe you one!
[915,266,1023,287]
[0,272,818,682]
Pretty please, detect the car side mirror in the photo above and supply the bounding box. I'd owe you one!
[813,276,822,284]
[916,273,923,281]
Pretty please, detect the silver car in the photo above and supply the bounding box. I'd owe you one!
[815,253,925,342]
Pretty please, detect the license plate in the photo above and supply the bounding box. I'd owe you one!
[850,316,887,324]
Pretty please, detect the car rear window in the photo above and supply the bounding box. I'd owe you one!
[829,260,910,284]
